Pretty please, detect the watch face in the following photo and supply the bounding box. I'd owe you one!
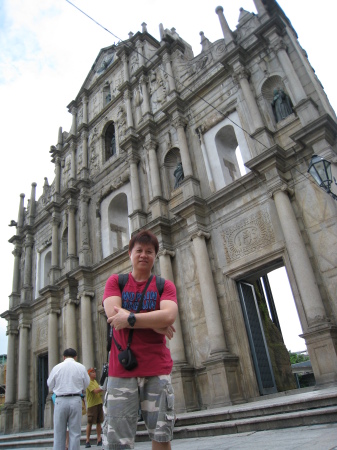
[128,313,136,327]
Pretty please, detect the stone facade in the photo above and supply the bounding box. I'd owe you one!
[2,0,337,433]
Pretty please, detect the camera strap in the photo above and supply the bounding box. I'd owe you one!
[112,275,154,352]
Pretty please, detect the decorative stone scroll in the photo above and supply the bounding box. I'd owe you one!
[222,208,275,262]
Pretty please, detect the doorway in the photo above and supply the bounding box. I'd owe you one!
[37,354,48,428]
[237,263,303,395]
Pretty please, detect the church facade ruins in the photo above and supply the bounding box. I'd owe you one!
[2,0,337,433]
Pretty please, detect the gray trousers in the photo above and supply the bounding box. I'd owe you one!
[54,396,82,450]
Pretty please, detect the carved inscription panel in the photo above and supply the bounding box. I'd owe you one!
[223,208,275,262]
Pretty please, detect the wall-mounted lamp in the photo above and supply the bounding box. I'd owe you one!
[307,154,337,200]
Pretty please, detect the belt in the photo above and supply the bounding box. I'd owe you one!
[56,394,81,397]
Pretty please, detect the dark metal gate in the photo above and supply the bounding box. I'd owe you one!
[37,354,48,428]
[238,281,277,395]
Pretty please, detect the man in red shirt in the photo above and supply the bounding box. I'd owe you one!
[102,230,178,450]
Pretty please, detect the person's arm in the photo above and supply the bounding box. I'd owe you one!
[47,369,55,390]
[104,295,122,322]
[109,300,178,331]
[92,387,104,394]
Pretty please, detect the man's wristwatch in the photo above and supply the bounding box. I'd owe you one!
[127,312,136,328]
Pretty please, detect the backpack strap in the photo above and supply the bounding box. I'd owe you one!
[118,273,129,294]
[155,275,165,297]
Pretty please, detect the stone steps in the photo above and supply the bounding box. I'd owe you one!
[1,387,336,448]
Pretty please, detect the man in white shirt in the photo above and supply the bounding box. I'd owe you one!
[47,348,90,450]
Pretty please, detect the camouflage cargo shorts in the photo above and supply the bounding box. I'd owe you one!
[102,375,175,449]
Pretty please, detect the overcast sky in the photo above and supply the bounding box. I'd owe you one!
[1,0,336,355]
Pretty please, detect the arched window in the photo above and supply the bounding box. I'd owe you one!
[164,148,182,194]
[107,193,129,254]
[215,125,245,185]
[105,122,116,162]
[43,251,51,287]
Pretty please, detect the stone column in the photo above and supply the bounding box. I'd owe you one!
[82,131,88,169]
[129,156,142,212]
[136,41,144,66]
[253,0,267,16]
[48,309,60,373]
[124,91,134,128]
[234,68,264,132]
[51,214,60,268]
[139,76,150,115]
[272,39,306,104]
[191,231,227,355]
[22,234,33,302]
[158,250,186,363]
[215,6,234,45]
[18,321,30,401]
[70,143,76,180]
[172,117,193,178]
[121,54,130,83]
[27,183,37,225]
[65,300,77,350]
[79,190,92,266]
[79,292,95,369]
[145,138,162,199]
[83,96,88,124]
[57,127,63,152]
[67,200,77,257]
[70,107,77,136]
[17,193,25,234]
[197,127,215,193]
[12,247,22,294]
[55,157,61,194]
[273,187,326,324]
[5,326,18,404]
[162,53,176,92]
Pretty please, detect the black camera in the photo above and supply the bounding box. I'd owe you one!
[118,347,138,370]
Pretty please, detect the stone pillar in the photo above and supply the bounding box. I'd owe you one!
[27,183,37,225]
[162,53,176,92]
[158,250,186,364]
[22,234,33,303]
[57,127,63,151]
[129,156,142,212]
[79,190,92,266]
[5,326,18,404]
[70,107,77,136]
[253,0,267,16]
[51,214,60,268]
[17,321,30,401]
[12,247,22,294]
[215,6,234,45]
[79,292,95,369]
[82,131,88,169]
[48,309,60,373]
[191,231,227,355]
[139,76,150,115]
[172,117,193,178]
[273,186,337,385]
[234,68,264,132]
[197,127,215,193]
[17,193,25,233]
[145,138,162,199]
[136,41,144,66]
[67,201,77,257]
[121,54,130,83]
[66,300,77,350]
[55,157,61,194]
[70,143,76,180]
[83,96,88,124]
[124,91,134,128]
[273,187,326,324]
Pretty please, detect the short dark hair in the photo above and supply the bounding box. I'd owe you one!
[63,348,77,358]
[129,230,159,255]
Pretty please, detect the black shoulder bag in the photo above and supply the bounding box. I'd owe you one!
[112,275,153,371]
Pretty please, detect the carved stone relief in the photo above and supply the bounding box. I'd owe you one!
[62,155,71,188]
[149,67,168,113]
[223,208,275,262]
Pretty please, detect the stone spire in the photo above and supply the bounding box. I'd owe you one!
[215,6,234,45]
[199,31,211,52]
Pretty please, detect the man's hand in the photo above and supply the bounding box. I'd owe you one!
[108,306,130,330]
[153,325,176,340]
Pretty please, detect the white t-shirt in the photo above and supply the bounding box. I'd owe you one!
[47,357,90,396]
